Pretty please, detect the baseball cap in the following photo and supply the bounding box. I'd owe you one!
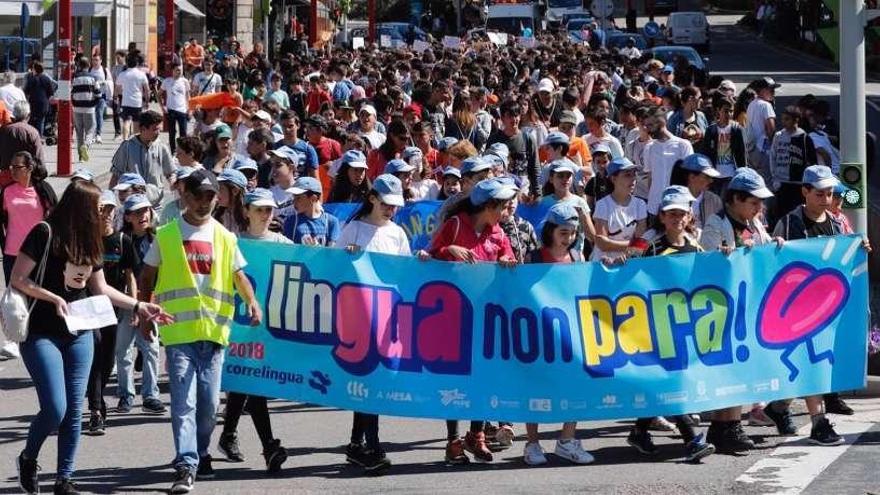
[546,158,578,176]
[252,110,272,122]
[537,78,555,93]
[384,159,415,175]
[269,146,300,163]
[402,146,423,162]
[184,169,220,195]
[591,143,612,156]
[71,168,95,182]
[802,164,839,190]
[359,104,377,117]
[288,176,323,196]
[372,174,405,207]
[217,168,248,190]
[545,202,580,228]
[607,156,639,176]
[719,80,737,93]
[483,153,507,170]
[99,190,118,207]
[341,149,368,169]
[485,143,509,161]
[442,166,462,179]
[559,110,578,126]
[660,185,696,212]
[123,193,152,213]
[215,124,233,140]
[728,167,774,199]
[751,76,781,90]
[231,156,259,173]
[461,156,492,175]
[112,173,147,191]
[680,153,721,178]
[438,137,459,152]
[543,131,570,146]
[470,177,518,206]
[662,64,675,73]
[833,182,851,197]
[245,187,278,207]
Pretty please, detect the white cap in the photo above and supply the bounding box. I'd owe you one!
[253,110,272,122]
[537,78,555,93]
[359,104,377,117]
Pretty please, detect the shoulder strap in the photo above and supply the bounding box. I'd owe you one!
[28,222,52,311]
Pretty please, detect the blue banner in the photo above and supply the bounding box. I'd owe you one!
[222,235,869,422]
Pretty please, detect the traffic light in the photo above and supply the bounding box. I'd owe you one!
[839,162,865,209]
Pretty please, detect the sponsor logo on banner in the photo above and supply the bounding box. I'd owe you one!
[528,398,552,412]
[308,370,332,395]
[347,381,368,399]
[439,389,470,408]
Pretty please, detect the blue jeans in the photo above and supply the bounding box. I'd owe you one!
[94,98,107,137]
[166,109,188,153]
[20,331,94,480]
[115,310,160,401]
[166,341,224,473]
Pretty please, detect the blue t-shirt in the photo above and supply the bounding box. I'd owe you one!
[273,139,319,176]
[282,211,341,246]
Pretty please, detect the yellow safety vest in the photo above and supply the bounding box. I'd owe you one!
[154,218,237,347]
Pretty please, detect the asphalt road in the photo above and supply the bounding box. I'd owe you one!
[5,15,879,495]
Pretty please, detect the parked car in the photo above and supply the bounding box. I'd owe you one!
[646,45,710,86]
[606,33,648,50]
[666,11,710,52]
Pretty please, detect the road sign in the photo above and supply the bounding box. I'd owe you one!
[644,21,661,38]
[591,0,614,18]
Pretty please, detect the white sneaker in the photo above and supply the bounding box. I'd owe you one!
[523,441,547,466]
[648,416,676,432]
[554,438,594,464]
[0,341,20,359]
[495,425,515,447]
[95,135,103,144]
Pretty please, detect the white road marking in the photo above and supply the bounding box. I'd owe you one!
[736,401,880,494]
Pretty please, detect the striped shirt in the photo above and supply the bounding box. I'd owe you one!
[71,71,101,113]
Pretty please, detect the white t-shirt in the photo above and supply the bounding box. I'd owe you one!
[361,129,386,150]
[643,135,694,214]
[412,178,440,201]
[591,194,647,261]
[144,218,246,293]
[810,130,841,174]
[337,220,412,256]
[116,69,150,108]
[714,123,736,177]
[746,98,775,151]
[192,71,222,96]
[585,133,625,159]
[161,76,189,113]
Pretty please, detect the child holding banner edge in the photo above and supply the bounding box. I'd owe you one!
[429,177,519,464]
[522,202,595,466]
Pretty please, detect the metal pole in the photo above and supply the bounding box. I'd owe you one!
[57,0,72,176]
[840,2,867,234]
[165,0,174,76]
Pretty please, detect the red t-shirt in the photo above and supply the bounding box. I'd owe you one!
[311,136,341,200]
[429,212,515,262]
[307,89,332,115]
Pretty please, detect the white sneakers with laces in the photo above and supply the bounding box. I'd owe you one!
[554,438,595,464]
[523,441,547,466]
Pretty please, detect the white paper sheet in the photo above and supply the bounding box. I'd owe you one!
[64,295,118,333]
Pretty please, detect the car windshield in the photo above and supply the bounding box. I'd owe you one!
[566,19,591,31]
[487,17,534,33]
[651,48,702,67]
[607,35,647,49]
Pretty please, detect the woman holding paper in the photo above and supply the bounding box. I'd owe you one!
[12,180,172,495]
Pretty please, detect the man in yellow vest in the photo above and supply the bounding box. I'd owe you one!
[138,168,261,494]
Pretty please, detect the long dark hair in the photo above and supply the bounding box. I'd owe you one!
[443,196,503,222]
[352,190,380,221]
[122,206,156,238]
[377,119,408,161]
[214,183,248,231]
[48,180,103,265]
[328,163,371,203]
[11,151,48,184]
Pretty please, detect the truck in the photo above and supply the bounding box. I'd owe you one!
[545,0,588,28]
[486,1,543,35]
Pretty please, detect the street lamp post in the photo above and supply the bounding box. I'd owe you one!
[56,0,72,176]
[840,3,868,235]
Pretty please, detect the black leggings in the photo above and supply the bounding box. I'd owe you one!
[350,412,380,449]
[86,325,117,415]
[223,392,274,450]
[634,416,695,444]
[446,420,484,441]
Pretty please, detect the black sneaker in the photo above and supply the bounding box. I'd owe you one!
[17,451,40,494]
[763,403,797,436]
[170,467,195,494]
[263,439,288,474]
[197,455,214,479]
[360,447,391,474]
[824,394,855,416]
[116,396,133,414]
[709,422,755,454]
[809,417,844,446]
[218,432,245,462]
[84,411,105,436]
[626,428,658,455]
[142,398,167,415]
[53,478,80,494]
[683,433,715,463]
[346,442,367,466]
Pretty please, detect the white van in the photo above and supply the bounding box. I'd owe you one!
[667,11,710,52]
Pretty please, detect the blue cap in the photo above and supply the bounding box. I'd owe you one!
[215,124,233,140]
[217,168,248,190]
[123,193,152,213]
[288,176,323,195]
[663,64,675,73]
[607,156,639,176]
[591,143,612,156]
[729,167,774,199]
[833,182,851,196]
[485,143,509,161]
[543,131,570,146]
[372,174,405,207]
[269,146,300,164]
[680,153,721,178]
[175,166,195,181]
[99,190,117,207]
[245,187,278,207]
[72,168,95,182]
[113,172,147,191]
[470,177,518,206]
[442,166,462,179]
[461,156,492,175]
[437,137,459,151]
[547,158,578,176]
[342,149,368,169]
[802,164,839,190]
[660,185,697,212]
[384,159,415,175]
[402,146,423,161]
[231,156,258,173]
[545,202,580,228]
[483,152,507,170]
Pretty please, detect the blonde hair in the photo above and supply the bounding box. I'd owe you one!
[447,140,478,161]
